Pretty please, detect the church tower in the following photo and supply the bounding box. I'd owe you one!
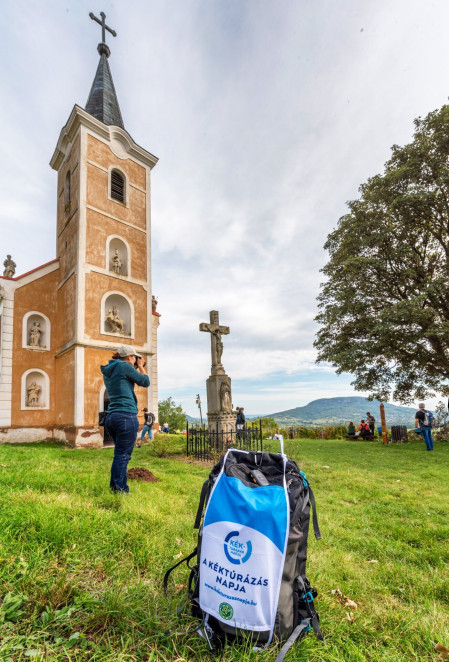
[0,13,160,446]
[49,13,160,443]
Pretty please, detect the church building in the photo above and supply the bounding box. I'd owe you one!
[0,15,160,446]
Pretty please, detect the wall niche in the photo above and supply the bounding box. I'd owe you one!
[107,236,129,277]
[22,312,50,351]
[21,369,49,410]
[102,292,133,337]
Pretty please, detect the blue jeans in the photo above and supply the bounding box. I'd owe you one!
[106,412,139,492]
[140,424,153,441]
[421,425,434,451]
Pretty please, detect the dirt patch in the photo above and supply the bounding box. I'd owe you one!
[175,454,214,466]
[127,467,160,482]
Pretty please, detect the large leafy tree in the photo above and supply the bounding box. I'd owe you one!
[158,397,187,431]
[315,105,449,403]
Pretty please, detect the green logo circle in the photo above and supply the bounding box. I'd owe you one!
[219,602,233,620]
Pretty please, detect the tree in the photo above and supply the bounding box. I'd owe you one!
[260,417,278,435]
[315,105,449,404]
[158,397,187,431]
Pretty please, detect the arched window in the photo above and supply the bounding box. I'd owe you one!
[110,169,125,203]
[64,170,71,208]
[21,369,50,410]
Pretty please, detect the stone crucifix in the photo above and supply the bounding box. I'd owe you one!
[200,310,230,375]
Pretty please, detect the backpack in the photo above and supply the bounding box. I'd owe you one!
[145,412,155,426]
[164,446,323,660]
[422,410,435,427]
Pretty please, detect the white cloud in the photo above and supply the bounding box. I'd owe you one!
[2,0,449,414]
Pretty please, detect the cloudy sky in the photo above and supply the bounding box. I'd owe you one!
[1,0,449,416]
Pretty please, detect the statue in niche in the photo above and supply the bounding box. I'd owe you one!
[27,381,42,407]
[105,306,125,334]
[220,381,232,412]
[152,295,158,312]
[28,321,42,347]
[111,249,122,274]
[3,255,16,278]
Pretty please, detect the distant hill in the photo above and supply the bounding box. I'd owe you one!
[265,397,417,427]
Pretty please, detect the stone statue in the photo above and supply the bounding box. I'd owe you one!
[199,310,230,375]
[111,249,122,274]
[212,328,224,365]
[3,255,16,278]
[152,295,158,312]
[105,306,125,334]
[220,381,232,412]
[27,381,41,407]
[28,321,42,347]
[199,311,236,435]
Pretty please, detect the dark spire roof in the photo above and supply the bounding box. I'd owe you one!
[85,43,124,129]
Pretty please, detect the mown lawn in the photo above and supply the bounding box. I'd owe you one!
[0,437,448,661]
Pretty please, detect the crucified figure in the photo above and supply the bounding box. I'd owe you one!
[199,310,230,375]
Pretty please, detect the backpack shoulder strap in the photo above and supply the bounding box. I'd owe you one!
[308,486,322,540]
[273,619,311,662]
[163,548,197,596]
[194,479,210,529]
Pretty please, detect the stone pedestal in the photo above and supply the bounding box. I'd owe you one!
[206,373,236,435]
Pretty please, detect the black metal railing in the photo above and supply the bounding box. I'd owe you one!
[186,420,263,461]
[391,425,408,442]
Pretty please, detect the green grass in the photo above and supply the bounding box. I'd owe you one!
[0,438,448,661]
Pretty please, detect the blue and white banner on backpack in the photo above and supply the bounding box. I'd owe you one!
[199,453,289,635]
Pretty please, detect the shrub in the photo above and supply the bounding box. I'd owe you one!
[146,433,185,458]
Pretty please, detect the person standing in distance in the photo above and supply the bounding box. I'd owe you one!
[366,412,375,435]
[236,407,245,440]
[101,345,150,492]
[415,403,434,451]
[140,408,155,443]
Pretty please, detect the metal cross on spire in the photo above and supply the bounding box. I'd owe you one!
[89,11,116,42]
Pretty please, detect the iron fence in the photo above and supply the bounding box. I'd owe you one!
[391,425,408,442]
[186,420,263,461]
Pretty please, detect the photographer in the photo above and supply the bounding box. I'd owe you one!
[101,345,149,493]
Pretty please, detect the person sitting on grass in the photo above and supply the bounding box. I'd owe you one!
[347,421,356,437]
[359,419,371,440]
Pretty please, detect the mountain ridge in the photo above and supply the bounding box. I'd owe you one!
[264,396,417,427]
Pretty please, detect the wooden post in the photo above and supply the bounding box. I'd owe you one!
[380,403,388,444]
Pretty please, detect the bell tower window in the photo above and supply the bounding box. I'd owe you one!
[110,169,125,203]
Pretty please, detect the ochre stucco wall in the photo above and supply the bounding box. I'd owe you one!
[86,135,147,233]
[86,162,146,230]
[11,270,60,426]
[85,208,147,281]
[84,347,110,426]
[55,349,75,425]
[84,347,150,426]
[87,135,146,189]
[57,135,80,280]
[56,274,77,349]
[84,271,148,346]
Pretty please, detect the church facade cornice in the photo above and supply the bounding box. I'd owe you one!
[50,105,158,171]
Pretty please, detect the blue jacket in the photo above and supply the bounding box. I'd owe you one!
[101,359,150,414]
